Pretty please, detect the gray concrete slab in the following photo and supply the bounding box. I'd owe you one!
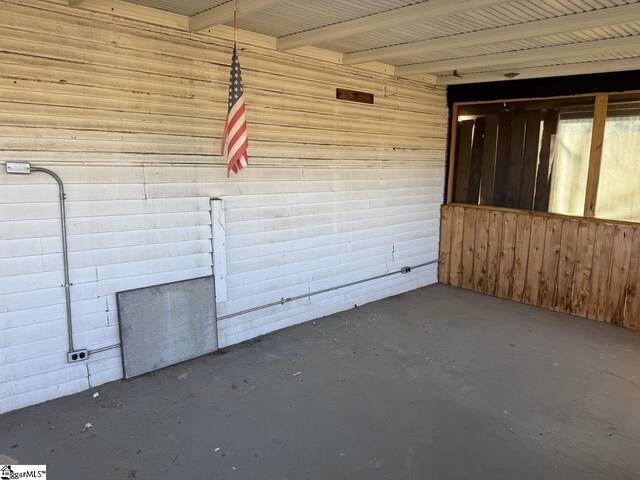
[2,284,640,480]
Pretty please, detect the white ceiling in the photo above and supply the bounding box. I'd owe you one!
[72,0,640,84]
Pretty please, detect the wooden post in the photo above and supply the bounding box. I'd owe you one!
[583,94,609,217]
[446,103,459,204]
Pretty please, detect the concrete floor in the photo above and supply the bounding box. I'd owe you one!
[2,284,640,480]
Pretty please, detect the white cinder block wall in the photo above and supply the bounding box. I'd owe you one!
[0,0,448,413]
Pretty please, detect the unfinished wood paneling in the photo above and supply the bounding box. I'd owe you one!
[439,205,640,331]
[605,226,633,325]
[584,94,609,217]
[494,112,512,207]
[438,205,452,284]
[497,212,517,299]
[522,215,545,305]
[624,229,640,329]
[505,111,527,208]
[588,223,615,322]
[453,120,474,203]
[472,209,490,293]
[461,208,478,290]
[554,220,579,314]
[570,222,596,318]
[485,210,503,296]
[467,116,485,204]
[538,217,562,310]
[449,206,466,288]
[480,113,498,205]
[519,110,541,210]
[511,215,531,303]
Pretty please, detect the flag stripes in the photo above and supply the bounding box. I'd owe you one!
[221,42,249,176]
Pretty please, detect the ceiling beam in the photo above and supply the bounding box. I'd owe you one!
[189,0,287,32]
[343,2,640,65]
[276,0,506,51]
[396,36,640,76]
[437,57,640,85]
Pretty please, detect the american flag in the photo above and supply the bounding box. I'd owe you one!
[221,42,249,176]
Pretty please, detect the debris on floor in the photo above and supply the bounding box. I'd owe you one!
[80,423,93,433]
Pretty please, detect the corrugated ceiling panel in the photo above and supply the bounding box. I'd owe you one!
[119,0,228,16]
[98,0,640,79]
[234,0,420,38]
[393,23,640,66]
[437,50,640,77]
[322,0,636,54]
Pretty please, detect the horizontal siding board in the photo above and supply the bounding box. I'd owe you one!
[41,226,213,254]
[42,240,213,270]
[0,283,99,314]
[0,211,211,240]
[0,312,108,349]
[0,377,89,414]
[0,267,97,295]
[96,266,212,297]
[0,298,107,330]
[96,253,211,281]
[0,184,146,203]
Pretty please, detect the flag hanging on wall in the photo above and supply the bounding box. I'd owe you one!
[221,13,249,176]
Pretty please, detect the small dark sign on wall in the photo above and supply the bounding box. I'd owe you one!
[336,88,374,104]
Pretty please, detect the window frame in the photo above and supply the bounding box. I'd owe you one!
[446,90,640,227]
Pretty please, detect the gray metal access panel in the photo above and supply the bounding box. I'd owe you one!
[117,276,217,379]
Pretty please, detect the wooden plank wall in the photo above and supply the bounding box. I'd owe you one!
[453,109,558,210]
[0,0,448,413]
[439,204,640,330]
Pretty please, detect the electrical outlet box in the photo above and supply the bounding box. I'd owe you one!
[5,162,31,174]
[68,349,89,363]
[401,266,412,274]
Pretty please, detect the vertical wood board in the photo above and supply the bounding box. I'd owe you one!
[480,113,499,205]
[554,220,579,314]
[523,215,547,306]
[538,217,562,309]
[449,206,466,288]
[570,222,596,318]
[438,205,453,284]
[472,209,490,293]
[497,213,517,300]
[461,208,478,290]
[511,214,532,303]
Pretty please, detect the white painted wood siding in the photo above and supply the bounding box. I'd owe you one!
[0,0,447,413]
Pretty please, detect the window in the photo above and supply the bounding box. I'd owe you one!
[596,106,640,223]
[548,112,593,217]
[450,92,640,224]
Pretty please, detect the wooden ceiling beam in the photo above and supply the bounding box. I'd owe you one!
[276,0,506,51]
[397,36,640,76]
[189,0,287,32]
[343,3,640,65]
[436,57,640,85]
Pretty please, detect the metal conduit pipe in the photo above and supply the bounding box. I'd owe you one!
[90,258,441,355]
[216,258,441,321]
[5,162,87,362]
